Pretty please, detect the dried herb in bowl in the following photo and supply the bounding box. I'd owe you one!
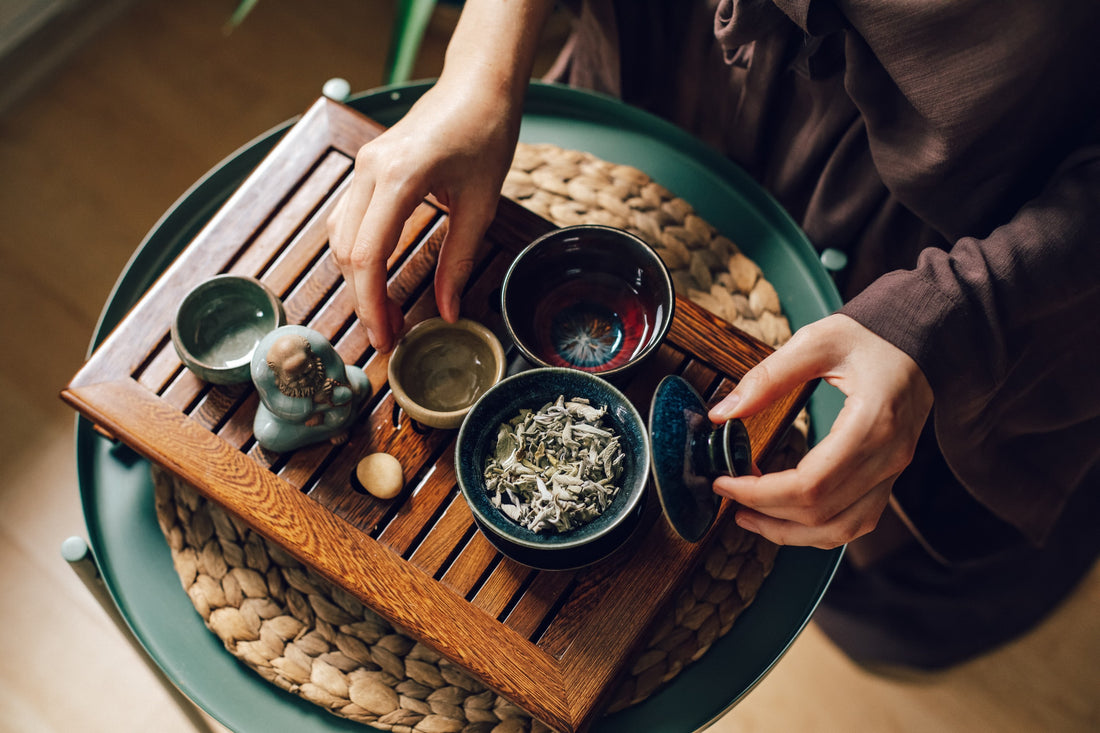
[483,395,625,533]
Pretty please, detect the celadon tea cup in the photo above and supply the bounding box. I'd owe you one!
[387,317,507,429]
[171,274,286,385]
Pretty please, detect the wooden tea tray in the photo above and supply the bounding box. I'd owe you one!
[62,98,811,733]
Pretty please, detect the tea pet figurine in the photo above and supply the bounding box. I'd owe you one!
[251,325,370,452]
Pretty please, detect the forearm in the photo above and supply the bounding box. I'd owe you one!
[440,0,557,104]
[841,149,1100,544]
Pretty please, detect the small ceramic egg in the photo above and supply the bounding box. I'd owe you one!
[355,452,404,499]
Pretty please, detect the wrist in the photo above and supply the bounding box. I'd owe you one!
[440,0,554,103]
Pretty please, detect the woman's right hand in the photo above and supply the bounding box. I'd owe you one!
[327,77,522,352]
[326,0,555,353]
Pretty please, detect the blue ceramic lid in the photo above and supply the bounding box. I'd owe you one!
[649,375,752,542]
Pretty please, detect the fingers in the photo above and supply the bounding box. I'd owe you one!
[328,148,426,353]
[709,320,839,423]
[713,369,916,538]
[705,314,934,550]
[352,183,425,352]
[328,184,361,304]
[731,477,893,549]
[714,429,895,525]
[434,197,494,322]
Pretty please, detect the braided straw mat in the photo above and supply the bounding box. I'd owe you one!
[152,142,810,733]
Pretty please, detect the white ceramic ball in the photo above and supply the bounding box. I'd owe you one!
[356,452,404,499]
[322,77,351,102]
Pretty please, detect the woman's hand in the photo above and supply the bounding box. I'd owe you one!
[326,0,555,353]
[708,314,934,549]
[326,79,521,353]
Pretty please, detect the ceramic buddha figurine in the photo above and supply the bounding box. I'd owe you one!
[251,325,370,452]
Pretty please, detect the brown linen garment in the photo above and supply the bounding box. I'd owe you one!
[551,0,1100,568]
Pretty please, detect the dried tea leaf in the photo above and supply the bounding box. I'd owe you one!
[483,395,625,533]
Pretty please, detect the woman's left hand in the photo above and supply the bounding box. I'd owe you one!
[708,314,934,549]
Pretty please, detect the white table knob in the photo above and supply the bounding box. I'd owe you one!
[322,77,351,102]
[820,247,849,272]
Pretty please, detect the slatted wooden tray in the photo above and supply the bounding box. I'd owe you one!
[62,97,811,733]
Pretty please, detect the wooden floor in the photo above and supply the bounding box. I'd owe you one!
[1,0,1097,731]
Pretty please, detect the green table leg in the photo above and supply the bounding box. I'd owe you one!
[62,536,220,733]
[385,0,439,84]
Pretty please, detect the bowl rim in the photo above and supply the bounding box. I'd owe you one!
[170,273,285,375]
[455,366,651,552]
[500,224,675,377]
[387,316,508,427]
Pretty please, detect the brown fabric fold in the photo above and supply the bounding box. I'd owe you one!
[553,0,1100,557]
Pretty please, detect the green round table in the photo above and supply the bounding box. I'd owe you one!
[77,81,843,733]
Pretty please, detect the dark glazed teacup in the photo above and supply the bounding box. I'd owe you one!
[501,225,674,378]
[455,367,650,570]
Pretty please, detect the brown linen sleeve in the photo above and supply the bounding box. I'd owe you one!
[782,0,1100,240]
[842,149,1100,546]
[770,0,1100,543]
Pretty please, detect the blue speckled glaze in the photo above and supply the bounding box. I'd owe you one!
[549,301,626,368]
[649,375,751,542]
[455,368,650,570]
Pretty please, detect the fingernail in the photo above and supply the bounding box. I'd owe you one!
[711,392,740,420]
[735,511,758,534]
[366,327,378,349]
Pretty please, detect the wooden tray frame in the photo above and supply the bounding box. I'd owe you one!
[62,98,811,732]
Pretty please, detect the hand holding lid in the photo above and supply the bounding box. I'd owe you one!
[649,375,752,542]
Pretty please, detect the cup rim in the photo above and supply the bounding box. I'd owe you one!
[387,316,507,428]
[170,274,285,378]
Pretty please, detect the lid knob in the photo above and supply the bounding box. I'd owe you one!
[691,417,752,479]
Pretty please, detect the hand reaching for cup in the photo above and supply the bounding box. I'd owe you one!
[326,79,522,353]
[325,0,556,354]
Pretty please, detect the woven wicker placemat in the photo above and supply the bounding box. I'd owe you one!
[153,142,809,732]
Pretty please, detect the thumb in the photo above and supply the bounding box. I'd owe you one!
[709,322,832,422]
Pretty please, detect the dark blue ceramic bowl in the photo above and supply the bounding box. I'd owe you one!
[501,225,674,377]
[455,368,650,570]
